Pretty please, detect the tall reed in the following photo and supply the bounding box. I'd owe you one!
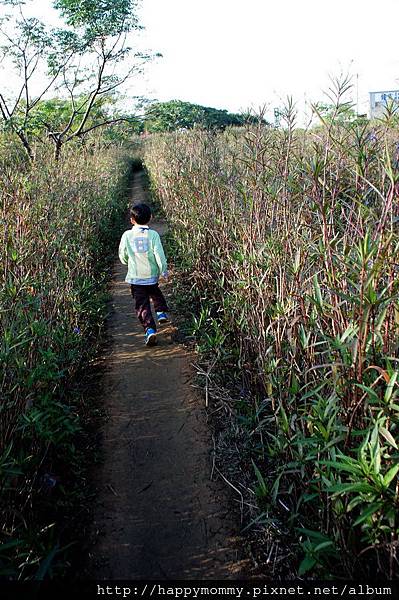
[0,134,135,577]
[145,100,399,577]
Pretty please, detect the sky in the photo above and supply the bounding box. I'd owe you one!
[1,0,399,124]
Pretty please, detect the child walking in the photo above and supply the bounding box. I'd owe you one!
[118,203,169,346]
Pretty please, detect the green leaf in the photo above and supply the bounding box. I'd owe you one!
[34,544,59,580]
[318,459,363,475]
[371,424,382,475]
[379,426,398,449]
[353,502,382,526]
[298,555,317,575]
[296,528,330,541]
[340,323,358,343]
[252,460,267,496]
[301,381,328,400]
[383,464,399,487]
[384,371,398,404]
[314,540,335,553]
[354,383,380,404]
[327,482,375,494]
[279,405,289,433]
[0,539,24,553]
[347,495,365,512]
[313,273,323,307]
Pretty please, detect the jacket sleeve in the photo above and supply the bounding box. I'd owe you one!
[152,232,168,276]
[118,232,128,265]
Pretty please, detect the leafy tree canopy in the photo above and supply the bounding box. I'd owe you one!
[13,95,143,141]
[144,100,265,133]
[0,0,154,159]
[53,0,141,38]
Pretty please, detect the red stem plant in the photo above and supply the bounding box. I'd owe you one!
[145,82,399,577]
[0,132,134,577]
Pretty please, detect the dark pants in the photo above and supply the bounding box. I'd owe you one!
[130,283,168,331]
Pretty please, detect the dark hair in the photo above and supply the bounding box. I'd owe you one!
[130,203,152,225]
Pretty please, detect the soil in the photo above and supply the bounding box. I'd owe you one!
[84,171,249,580]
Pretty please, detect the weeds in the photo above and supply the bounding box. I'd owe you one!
[145,87,399,578]
[0,134,136,578]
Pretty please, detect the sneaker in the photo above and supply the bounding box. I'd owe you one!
[156,311,169,324]
[144,328,157,346]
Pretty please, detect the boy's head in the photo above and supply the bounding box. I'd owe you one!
[130,203,152,225]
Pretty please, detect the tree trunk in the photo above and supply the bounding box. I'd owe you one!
[17,131,34,161]
[54,140,62,161]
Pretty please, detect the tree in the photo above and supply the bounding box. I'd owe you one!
[143,100,265,133]
[24,95,144,144]
[0,0,157,159]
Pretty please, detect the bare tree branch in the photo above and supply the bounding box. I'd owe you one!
[0,93,12,120]
[74,115,140,137]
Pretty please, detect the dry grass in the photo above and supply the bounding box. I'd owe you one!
[0,134,136,578]
[145,96,399,578]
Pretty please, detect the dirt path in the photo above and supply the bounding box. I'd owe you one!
[85,172,248,580]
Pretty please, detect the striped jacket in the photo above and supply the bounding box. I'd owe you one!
[118,225,168,285]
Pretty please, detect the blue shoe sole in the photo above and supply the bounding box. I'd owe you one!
[145,332,157,346]
[157,317,168,324]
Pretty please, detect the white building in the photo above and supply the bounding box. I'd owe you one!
[369,90,399,118]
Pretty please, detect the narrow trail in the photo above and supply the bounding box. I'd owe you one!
[85,171,248,580]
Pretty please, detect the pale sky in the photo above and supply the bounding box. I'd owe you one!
[1,0,399,123]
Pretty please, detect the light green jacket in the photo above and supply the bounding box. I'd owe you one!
[118,225,168,285]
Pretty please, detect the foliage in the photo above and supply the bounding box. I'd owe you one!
[144,100,265,133]
[54,0,140,37]
[0,133,137,578]
[13,96,144,141]
[312,76,367,127]
[0,0,154,159]
[314,102,359,125]
[144,87,399,578]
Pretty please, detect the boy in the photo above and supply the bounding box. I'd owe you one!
[118,203,169,346]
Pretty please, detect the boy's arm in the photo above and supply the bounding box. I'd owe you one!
[152,232,168,277]
[118,232,128,265]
